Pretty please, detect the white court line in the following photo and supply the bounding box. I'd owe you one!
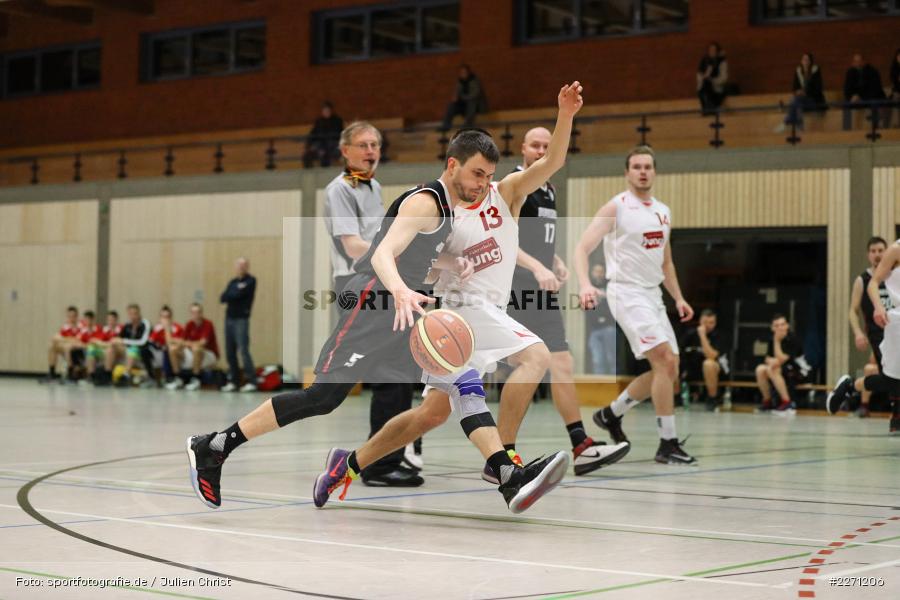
[349,501,900,550]
[814,558,900,579]
[0,503,780,590]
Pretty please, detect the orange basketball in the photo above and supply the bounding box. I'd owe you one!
[409,309,475,377]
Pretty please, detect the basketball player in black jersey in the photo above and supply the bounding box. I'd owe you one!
[185,84,583,515]
[828,237,897,429]
[505,126,630,475]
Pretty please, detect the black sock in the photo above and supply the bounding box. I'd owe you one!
[209,422,247,457]
[487,450,516,485]
[503,443,516,453]
[347,451,361,477]
[566,420,588,448]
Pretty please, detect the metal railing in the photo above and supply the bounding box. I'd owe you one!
[4,99,898,186]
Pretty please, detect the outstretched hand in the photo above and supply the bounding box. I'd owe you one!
[558,81,584,117]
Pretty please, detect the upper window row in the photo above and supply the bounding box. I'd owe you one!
[754,0,900,22]
[1,43,101,98]
[516,0,689,42]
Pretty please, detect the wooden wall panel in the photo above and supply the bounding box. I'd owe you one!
[109,191,301,368]
[0,200,98,371]
[873,167,899,242]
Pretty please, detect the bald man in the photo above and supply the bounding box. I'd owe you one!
[220,257,257,392]
[506,127,630,474]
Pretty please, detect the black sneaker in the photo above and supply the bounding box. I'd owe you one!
[498,451,569,514]
[592,406,629,444]
[827,375,854,415]
[655,437,698,466]
[890,416,900,435]
[185,434,226,508]
[361,466,424,487]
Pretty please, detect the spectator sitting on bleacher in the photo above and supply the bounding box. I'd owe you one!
[166,303,219,391]
[40,306,82,384]
[680,309,730,411]
[88,310,121,385]
[776,52,826,133]
[303,101,344,169]
[112,303,153,387]
[150,305,184,387]
[887,48,900,128]
[697,42,728,115]
[843,53,886,131]
[75,310,101,385]
[755,313,802,415]
[441,64,488,130]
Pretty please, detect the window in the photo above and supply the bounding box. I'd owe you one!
[142,21,266,82]
[315,1,460,63]
[517,0,688,43]
[753,0,898,22]
[2,42,101,98]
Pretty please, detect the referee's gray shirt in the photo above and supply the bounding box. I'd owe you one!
[323,173,384,280]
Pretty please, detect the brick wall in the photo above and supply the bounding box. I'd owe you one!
[1,0,898,148]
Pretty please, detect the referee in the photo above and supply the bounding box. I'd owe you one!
[322,121,423,487]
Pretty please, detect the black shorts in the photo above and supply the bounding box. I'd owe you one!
[507,290,569,353]
[868,331,884,373]
[315,273,420,384]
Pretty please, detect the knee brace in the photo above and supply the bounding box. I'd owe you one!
[271,381,355,427]
[430,368,495,437]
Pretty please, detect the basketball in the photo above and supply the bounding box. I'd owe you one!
[409,309,475,377]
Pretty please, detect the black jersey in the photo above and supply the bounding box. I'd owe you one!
[354,180,452,288]
[860,269,892,337]
[511,166,557,288]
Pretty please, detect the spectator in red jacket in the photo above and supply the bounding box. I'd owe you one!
[167,303,219,391]
[41,306,82,383]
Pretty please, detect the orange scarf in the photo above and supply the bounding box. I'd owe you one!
[343,170,374,189]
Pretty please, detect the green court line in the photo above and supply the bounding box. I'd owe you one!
[341,503,823,549]
[0,567,218,600]
[537,526,900,598]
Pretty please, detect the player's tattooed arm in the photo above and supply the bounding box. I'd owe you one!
[498,81,583,207]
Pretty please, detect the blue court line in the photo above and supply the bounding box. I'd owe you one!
[2,451,894,534]
[0,475,278,506]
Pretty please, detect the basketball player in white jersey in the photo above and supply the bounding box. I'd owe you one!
[574,145,698,465]
[430,84,630,479]
[828,240,900,435]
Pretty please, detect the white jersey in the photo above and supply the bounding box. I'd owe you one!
[434,183,518,308]
[603,190,671,288]
[886,240,900,310]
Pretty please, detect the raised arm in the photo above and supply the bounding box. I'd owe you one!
[370,193,441,331]
[498,81,583,213]
[574,200,616,308]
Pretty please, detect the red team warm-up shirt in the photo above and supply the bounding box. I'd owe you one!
[58,322,82,338]
[94,324,123,342]
[183,319,219,358]
[149,322,184,347]
[78,324,103,344]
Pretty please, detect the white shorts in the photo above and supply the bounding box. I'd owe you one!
[880,310,900,379]
[423,301,542,388]
[606,281,679,360]
[182,349,218,371]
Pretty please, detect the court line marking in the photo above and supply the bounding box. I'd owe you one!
[4,503,782,590]
[342,501,900,549]
[814,557,900,579]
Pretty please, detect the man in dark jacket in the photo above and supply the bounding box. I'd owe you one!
[303,101,344,168]
[843,53,886,130]
[441,64,487,130]
[220,257,257,392]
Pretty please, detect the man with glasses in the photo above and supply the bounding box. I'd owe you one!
[322,121,423,487]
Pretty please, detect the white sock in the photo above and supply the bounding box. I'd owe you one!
[610,390,640,417]
[656,415,676,440]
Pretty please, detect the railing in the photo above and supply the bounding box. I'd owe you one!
[4,99,898,186]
